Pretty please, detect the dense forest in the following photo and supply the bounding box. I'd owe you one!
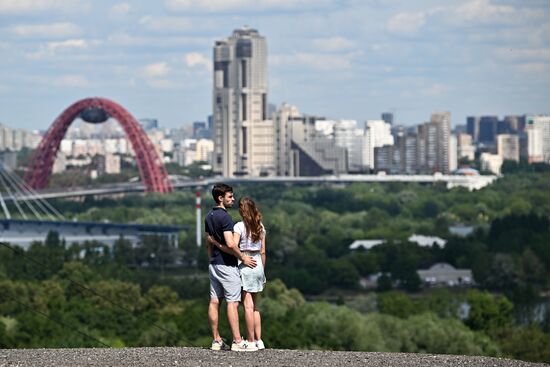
[1,171,549,362]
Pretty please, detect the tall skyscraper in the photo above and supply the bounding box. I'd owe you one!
[417,112,451,174]
[466,116,480,143]
[212,27,274,176]
[478,116,498,144]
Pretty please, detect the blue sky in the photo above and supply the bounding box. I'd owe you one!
[0,0,549,130]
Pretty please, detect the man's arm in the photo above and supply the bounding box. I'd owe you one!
[223,231,256,268]
[206,234,233,255]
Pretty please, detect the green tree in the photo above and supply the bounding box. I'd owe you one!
[465,290,513,334]
[377,292,423,319]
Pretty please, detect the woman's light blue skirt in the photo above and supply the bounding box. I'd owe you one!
[239,252,265,293]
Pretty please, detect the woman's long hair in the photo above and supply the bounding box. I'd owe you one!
[238,196,263,243]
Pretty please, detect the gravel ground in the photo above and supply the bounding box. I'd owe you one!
[0,348,547,367]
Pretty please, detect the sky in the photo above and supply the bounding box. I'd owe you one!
[0,0,549,131]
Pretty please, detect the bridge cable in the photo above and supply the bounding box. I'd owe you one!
[0,164,56,220]
[0,169,28,220]
[0,162,65,220]
[0,190,11,219]
[0,241,180,345]
[0,167,43,220]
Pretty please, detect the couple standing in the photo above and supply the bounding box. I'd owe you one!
[205,183,267,352]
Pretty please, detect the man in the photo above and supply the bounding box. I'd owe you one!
[205,183,257,352]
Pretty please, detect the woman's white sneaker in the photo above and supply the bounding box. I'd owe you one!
[256,340,265,350]
[231,340,258,352]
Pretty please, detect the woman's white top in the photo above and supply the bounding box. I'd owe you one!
[233,221,265,251]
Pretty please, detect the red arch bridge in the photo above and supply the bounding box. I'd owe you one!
[24,97,172,193]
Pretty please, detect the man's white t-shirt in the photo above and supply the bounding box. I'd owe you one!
[233,221,265,251]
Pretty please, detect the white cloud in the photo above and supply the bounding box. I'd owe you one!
[10,22,81,38]
[109,3,131,18]
[165,0,333,12]
[387,11,426,34]
[454,0,515,23]
[184,52,210,70]
[312,36,355,52]
[142,62,171,78]
[0,0,87,14]
[28,39,90,59]
[53,75,89,87]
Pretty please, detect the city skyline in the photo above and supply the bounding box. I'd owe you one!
[0,0,549,130]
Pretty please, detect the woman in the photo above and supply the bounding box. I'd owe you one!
[233,196,266,350]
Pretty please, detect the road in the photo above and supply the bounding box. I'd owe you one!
[14,174,498,200]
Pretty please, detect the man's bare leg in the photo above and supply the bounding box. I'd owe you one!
[242,291,256,341]
[208,298,221,341]
[226,301,242,342]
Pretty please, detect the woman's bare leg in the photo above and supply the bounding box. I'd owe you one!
[252,293,261,341]
[242,291,256,342]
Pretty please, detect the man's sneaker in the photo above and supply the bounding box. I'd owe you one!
[211,339,227,351]
[256,340,265,350]
[231,339,258,352]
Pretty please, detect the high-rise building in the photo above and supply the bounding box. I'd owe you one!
[0,124,13,151]
[497,134,520,162]
[381,112,394,125]
[274,103,301,176]
[524,115,550,163]
[139,118,159,131]
[449,134,458,172]
[333,120,364,172]
[273,104,347,176]
[193,121,209,139]
[196,139,214,163]
[374,145,393,172]
[478,116,498,144]
[364,120,393,170]
[417,112,451,174]
[404,134,418,174]
[212,27,274,176]
[498,116,520,135]
[466,117,480,143]
[457,133,475,161]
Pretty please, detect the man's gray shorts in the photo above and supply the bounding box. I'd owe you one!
[209,264,241,302]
